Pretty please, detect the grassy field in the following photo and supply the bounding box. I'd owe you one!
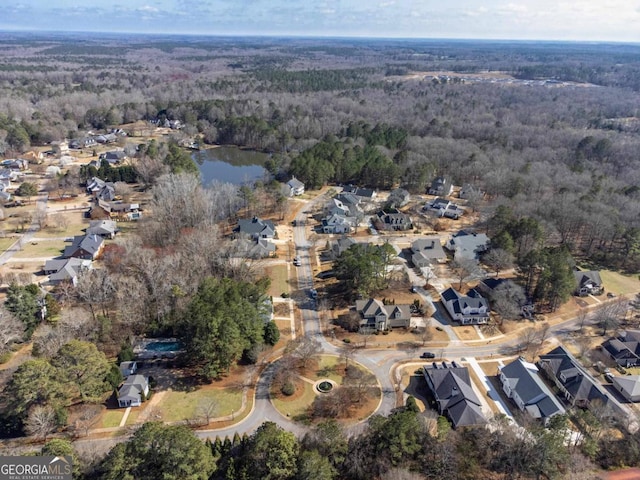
[101,410,125,428]
[271,379,316,419]
[158,388,242,423]
[599,270,640,296]
[0,237,16,252]
[265,264,289,296]
[11,240,67,259]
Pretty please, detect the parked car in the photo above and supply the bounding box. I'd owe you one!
[309,288,318,299]
[420,352,436,359]
[293,256,301,266]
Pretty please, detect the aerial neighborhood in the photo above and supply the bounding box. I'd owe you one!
[0,34,640,480]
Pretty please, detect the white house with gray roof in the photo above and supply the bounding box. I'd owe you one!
[499,357,565,425]
[612,375,640,403]
[287,176,305,196]
[441,287,490,325]
[117,375,149,408]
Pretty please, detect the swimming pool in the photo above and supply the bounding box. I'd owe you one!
[146,341,182,352]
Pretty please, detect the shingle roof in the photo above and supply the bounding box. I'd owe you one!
[236,217,276,237]
[500,357,565,420]
[574,271,602,288]
[612,375,640,399]
[63,235,104,258]
[423,364,486,428]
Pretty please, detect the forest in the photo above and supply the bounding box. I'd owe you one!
[0,32,640,479]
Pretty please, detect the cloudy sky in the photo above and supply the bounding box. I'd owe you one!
[3,1,640,42]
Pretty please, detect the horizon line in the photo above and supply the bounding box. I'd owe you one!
[0,28,639,46]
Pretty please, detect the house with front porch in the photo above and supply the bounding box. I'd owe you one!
[574,270,604,296]
[499,357,565,425]
[355,298,411,332]
[411,237,447,268]
[287,176,305,196]
[235,217,276,240]
[441,287,490,325]
[322,213,356,234]
[538,345,610,412]
[602,330,640,368]
[117,374,149,408]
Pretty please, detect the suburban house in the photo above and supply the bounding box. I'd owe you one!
[602,330,640,368]
[427,197,464,219]
[342,185,377,201]
[63,235,104,260]
[375,208,413,231]
[611,375,640,402]
[43,258,92,286]
[1,158,28,170]
[328,236,357,259]
[102,201,142,221]
[0,168,19,189]
[235,217,276,240]
[499,357,565,425]
[574,270,604,296]
[441,287,490,325]
[69,137,96,149]
[328,198,351,216]
[354,298,412,332]
[322,214,356,234]
[411,237,447,268]
[538,345,610,411]
[119,361,138,377]
[427,176,453,196]
[334,192,363,213]
[86,177,116,202]
[85,219,118,239]
[422,362,487,428]
[117,375,150,408]
[477,277,508,297]
[459,183,484,200]
[445,230,490,260]
[387,188,411,208]
[287,176,305,196]
[99,150,127,165]
[236,237,276,259]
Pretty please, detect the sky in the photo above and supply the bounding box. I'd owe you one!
[2,0,640,43]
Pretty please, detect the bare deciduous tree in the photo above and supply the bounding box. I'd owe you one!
[195,398,218,425]
[450,258,481,290]
[25,405,57,440]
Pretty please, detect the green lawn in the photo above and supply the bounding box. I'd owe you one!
[101,410,125,428]
[11,240,67,258]
[0,237,16,252]
[271,380,316,419]
[158,388,242,423]
[265,264,289,296]
[599,270,640,296]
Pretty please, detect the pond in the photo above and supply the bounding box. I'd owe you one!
[193,146,270,186]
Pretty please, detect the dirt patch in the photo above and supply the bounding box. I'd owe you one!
[455,327,481,341]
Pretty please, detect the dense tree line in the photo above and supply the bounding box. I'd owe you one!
[66,408,640,479]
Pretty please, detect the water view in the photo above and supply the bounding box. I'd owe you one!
[193,146,270,185]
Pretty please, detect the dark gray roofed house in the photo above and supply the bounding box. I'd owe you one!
[329,237,357,259]
[459,183,484,200]
[236,238,277,259]
[602,330,640,368]
[411,237,447,268]
[335,192,362,210]
[422,363,486,428]
[477,277,508,296]
[574,270,604,296]
[445,230,490,260]
[44,258,92,286]
[342,185,377,200]
[99,150,127,165]
[375,209,412,231]
[355,298,412,332]
[499,357,565,425]
[538,345,610,411]
[235,217,276,240]
[427,198,464,219]
[441,287,490,325]
[428,176,453,196]
[63,235,104,260]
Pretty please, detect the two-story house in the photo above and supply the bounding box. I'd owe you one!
[235,217,276,240]
[422,362,486,428]
[441,287,490,325]
[427,176,453,196]
[355,298,411,332]
[538,345,610,411]
[499,357,565,425]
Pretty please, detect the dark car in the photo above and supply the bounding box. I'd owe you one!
[420,352,436,359]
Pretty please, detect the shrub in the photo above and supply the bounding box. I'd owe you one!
[0,351,11,364]
[281,381,295,396]
[342,338,351,343]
